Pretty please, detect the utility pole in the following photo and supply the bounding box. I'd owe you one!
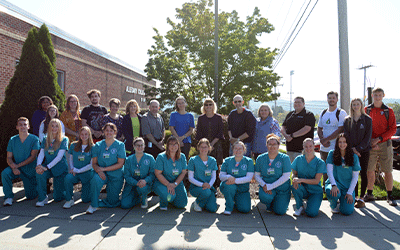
[214,0,219,108]
[338,0,350,112]
[358,64,374,106]
[288,70,294,111]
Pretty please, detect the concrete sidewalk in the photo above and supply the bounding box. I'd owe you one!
[0,187,399,250]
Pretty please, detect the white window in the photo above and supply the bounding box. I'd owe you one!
[57,70,65,91]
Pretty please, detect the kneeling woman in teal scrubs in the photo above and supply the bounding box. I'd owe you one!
[86,123,126,214]
[220,141,254,215]
[188,138,218,213]
[325,134,360,215]
[36,118,69,207]
[63,126,94,209]
[154,136,188,210]
[121,137,155,209]
[291,138,326,217]
[255,134,291,215]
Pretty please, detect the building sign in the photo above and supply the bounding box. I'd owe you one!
[126,86,145,96]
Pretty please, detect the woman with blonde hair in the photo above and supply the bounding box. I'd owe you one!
[122,99,142,155]
[343,98,372,208]
[291,138,326,217]
[252,104,280,159]
[63,126,95,209]
[188,138,219,213]
[219,141,254,215]
[255,134,291,215]
[60,94,81,143]
[35,118,69,206]
[39,105,65,143]
[195,98,224,166]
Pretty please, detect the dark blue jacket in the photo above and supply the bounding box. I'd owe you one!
[122,114,142,152]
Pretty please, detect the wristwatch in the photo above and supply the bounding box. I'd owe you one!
[174,182,178,186]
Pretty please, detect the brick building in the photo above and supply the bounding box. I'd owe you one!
[0,0,155,109]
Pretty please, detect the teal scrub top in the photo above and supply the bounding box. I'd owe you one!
[188,155,218,184]
[7,134,40,177]
[326,150,361,190]
[93,139,126,177]
[41,136,69,177]
[124,152,155,186]
[221,156,254,190]
[291,155,326,193]
[68,143,93,170]
[255,152,291,191]
[155,152,187,182]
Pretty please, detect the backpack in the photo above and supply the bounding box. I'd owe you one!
[321,108,341,121]
[365,104,390,122]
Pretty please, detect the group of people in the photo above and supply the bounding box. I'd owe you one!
[1,87,397,217]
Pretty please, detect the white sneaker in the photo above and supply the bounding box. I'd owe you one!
[141,198,148,209]
[192,201,202,212]
[3,198,13,206]
[331,204,340,214]
[223,210,231,215]
[293,206,304,217]
[160,206,168,211]
[36,196,48,207]
[63,200,74,209]
[86,205,97,214]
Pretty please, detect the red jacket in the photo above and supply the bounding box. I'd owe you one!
[365,103,397,143]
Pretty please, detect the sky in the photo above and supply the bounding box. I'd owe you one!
[3,0,399,104]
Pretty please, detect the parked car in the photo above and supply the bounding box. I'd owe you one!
[392,123,400,168]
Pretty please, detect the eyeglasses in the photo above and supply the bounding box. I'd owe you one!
[234,100,242,103]
[204,103,213,107]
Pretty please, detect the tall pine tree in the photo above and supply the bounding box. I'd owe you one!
[0,24,65,175]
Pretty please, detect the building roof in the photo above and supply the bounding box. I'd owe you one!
[0,0,146,76]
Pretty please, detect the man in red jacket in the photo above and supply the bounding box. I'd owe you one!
[364,87,397,206]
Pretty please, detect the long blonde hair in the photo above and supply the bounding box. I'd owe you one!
[349,98,367,126]
[45,118,63,151]
[73,126,94,153]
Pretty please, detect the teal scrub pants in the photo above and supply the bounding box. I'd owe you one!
[220,182,251,213]
[120,183,151,209]
[1,167,37,200]
[90,172,123,208]
[64,171,94,203]
[36,171,66,202]
[189,185,218,212]
[153,181,188,209]
[291,184,322,217]
[325,184,355,215]
[258,186,291,215]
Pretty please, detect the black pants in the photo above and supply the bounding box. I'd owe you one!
[355,151,370,198]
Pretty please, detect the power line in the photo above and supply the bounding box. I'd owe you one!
[273,0,312,68]
[273,0,319,70]
[278,0,307,49]
[276,0,294,42]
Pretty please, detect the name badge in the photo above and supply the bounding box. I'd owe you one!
[48,149,54,155]
[232,169,239,175]
[78,155,85,162]
[172,168,179,176]
[267,168,275,175]
[103,153,110,159]
[134,169,141,176]
[205,169,211,176]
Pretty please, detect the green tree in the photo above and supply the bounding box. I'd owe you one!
[145,0,280,114]
[0,24,65,174]
[388,102,400,123]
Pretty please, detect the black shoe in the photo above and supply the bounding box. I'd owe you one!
[387,196,398,206]
[363,193,376,202]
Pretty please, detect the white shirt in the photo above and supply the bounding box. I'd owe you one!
[317,107,347,152]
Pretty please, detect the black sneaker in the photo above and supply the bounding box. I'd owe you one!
[387,196,398,207]
[363,194,376,202]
